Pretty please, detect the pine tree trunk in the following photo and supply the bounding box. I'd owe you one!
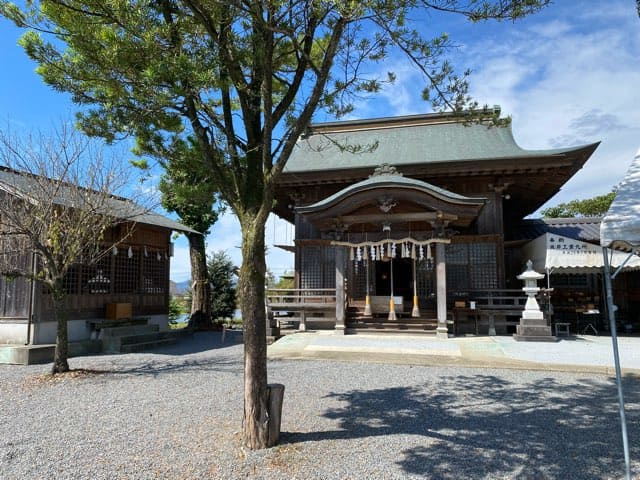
[51,288,69,374]
[239,216,271,449]
[187,232,212,330]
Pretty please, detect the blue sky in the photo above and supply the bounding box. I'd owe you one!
[1,1,639,282]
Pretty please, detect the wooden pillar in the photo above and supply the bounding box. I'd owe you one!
[435,242,449,339]
[298,310,307,331]
[335,246,346,335]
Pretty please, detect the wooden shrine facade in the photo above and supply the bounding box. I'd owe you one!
[272,109,599,336]
[0,167,195,346]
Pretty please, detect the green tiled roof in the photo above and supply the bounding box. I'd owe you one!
[285,115,596,173]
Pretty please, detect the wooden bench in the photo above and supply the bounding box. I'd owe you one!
[453,295,526,335]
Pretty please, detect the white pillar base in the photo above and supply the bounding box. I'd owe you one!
[488,315,496,336]
[411,296,420,318]
[363,295,372,317]
[388,298,397,321]
[436,326,449,339]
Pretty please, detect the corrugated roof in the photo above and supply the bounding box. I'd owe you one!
[0,167,197,234]
[510,217,602,243]
[285,112,598,173]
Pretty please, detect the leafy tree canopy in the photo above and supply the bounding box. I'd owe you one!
[541,191,616,218]
[208,250,237,320]
[1,0,550,449]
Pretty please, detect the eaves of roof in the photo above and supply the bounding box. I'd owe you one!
[285,115,598,174]
[0,167,199,235]
[510,217,603,243]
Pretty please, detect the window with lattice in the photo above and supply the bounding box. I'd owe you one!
[349,258,371,298]
[469,243,498,289]
[114,247,140,293]
[142,250,167,294]
[62,264,81,294]
[301,247,322,289]
[416,259,434,297]
[446,244,470,291]
[300,246,335,289]
[83,254,112,294]
[444,241,499,291]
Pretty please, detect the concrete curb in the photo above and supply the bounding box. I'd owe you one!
[267,332,640,376]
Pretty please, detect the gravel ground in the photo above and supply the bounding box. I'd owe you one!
[1,332,639,480]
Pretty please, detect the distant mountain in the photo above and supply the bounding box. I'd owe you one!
[170,279,191,295]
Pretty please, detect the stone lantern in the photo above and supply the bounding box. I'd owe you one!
[514,260,555,341]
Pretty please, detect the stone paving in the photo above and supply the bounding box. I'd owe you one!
[268,331,640,374]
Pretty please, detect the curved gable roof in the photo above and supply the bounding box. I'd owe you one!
[296,166,486,230]
[285,112,598,174]
[298,172,485,214]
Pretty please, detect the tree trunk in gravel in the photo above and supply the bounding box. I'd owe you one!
[239,215,272,449]
[51,287,70,374]
[187,232,212,330]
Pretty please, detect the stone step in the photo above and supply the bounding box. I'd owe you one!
[347,321,438,331]
[102,331,177,354]
[349,315,438,324]
[119,337,178,353]
[346,327,437,335]
[100,324,159,338]
[518,318,548,327]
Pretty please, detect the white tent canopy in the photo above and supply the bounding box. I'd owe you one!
[522,232,640,274]
[599,147,640,480]
[600,148,640,253]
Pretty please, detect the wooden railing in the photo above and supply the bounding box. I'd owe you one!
[266,288,336,306]
[451,289,539,335]
[265,288,337,331]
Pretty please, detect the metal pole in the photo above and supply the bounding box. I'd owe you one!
[602,247,631,480]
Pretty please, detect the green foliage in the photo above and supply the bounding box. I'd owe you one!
[207,250,237,320]
[1,0,549,442]
[0,1,549,216]
[541,191,616,218]
[168,296,183,322]
[274,274,295,290]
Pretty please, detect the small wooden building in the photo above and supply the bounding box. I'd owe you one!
[0,168,195,346]
[272,109,600,335]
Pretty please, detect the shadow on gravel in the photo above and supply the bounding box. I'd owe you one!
[282,374,640,479]
[150,331,244,356]
[111,356,244,377]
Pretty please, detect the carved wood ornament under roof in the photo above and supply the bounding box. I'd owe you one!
[377,195,398,213]
[370,163,402,177]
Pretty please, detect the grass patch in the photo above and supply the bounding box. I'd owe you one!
[169,321,189,330]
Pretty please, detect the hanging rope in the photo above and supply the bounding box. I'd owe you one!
[332,237,449,249]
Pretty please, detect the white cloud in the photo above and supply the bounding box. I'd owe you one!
[459,0,640,208]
